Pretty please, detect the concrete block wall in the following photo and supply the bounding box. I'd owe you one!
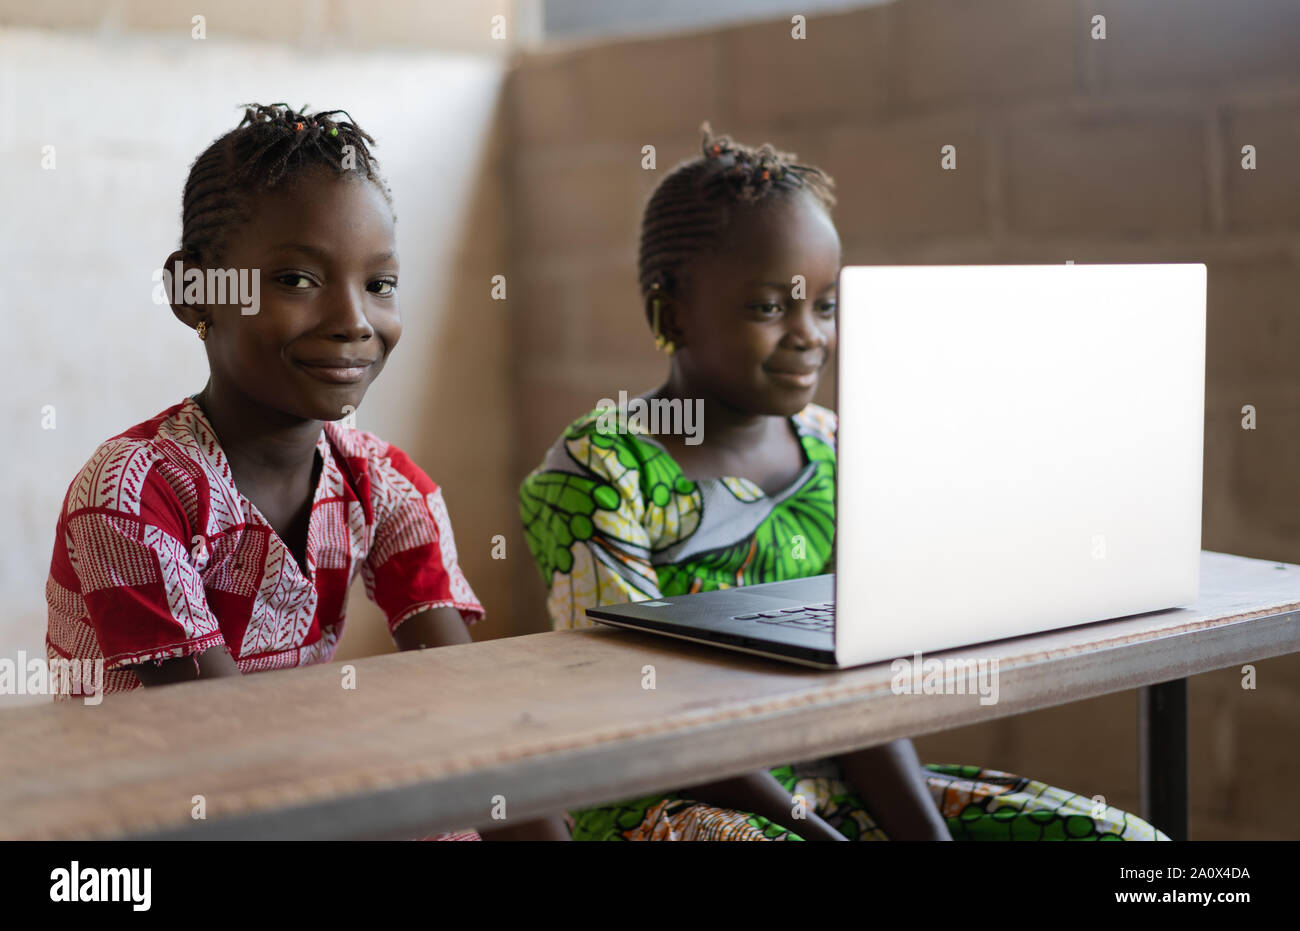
[502,0,1300,838]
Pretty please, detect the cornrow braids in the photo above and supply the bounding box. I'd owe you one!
[638,121,836,300]
[180,102,392,265]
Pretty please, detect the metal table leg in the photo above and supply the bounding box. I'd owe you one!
[1138,678,1188,841]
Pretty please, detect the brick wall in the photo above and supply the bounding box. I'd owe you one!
[502,0,1300,839]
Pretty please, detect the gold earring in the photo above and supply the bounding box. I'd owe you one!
[196,321,208,341]
[651,299,676,354]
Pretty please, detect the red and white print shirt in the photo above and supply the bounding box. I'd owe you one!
[45,397,485,700]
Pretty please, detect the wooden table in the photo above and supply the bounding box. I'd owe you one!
[2,551,1297,841]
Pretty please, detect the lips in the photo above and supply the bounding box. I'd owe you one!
[765,360,822,389]
[296,357,376,385]
[298,357,377,368]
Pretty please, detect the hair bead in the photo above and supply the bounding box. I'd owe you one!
[637,123,837,305]
[179,102,390,265]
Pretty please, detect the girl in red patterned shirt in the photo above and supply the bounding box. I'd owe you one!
[44,103,567,841]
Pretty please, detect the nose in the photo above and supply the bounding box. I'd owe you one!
[322,282,377,342]
[783,303,828,350]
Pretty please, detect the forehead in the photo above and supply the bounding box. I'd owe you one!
[701,192,840,280]
[236,168,395,250]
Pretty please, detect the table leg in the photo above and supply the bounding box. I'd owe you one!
[1138,678,1188,841]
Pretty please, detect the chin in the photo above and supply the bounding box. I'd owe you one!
[280,389,364,424]
[774,394,815,417]
[716,374,816,417]
[318,393,367,422]
[737,386,814,419]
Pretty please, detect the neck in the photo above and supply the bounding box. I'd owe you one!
[656,362,778,452]
[193,381,322,480]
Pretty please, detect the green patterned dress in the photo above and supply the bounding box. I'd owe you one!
[518,402,1169,841]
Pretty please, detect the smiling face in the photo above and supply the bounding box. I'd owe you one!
[180,165,401,424]
[660,190,841,417]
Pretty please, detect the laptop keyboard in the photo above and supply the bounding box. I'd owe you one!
[732,603,835,630]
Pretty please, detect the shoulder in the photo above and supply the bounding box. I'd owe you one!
[561,405,632,443]
[322,421,439,503]
[58,400,202,522]
[523,405,661,489]
[793,402,837,451]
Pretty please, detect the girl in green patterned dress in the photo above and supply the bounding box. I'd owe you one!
[518,125,1170,842]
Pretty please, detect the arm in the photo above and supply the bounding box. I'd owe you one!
[57,463,230,690]
[129,570,474,687]
[391,606,474,650]
[131,644,242,686]
[836,738,953,840]
[359,445,487,638]
[130,582,476,685]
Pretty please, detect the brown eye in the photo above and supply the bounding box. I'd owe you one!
[276,274,312,289]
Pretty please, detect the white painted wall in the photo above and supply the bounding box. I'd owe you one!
[0,25,510,704]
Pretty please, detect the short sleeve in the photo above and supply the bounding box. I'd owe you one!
[519,424,662,630]
[61,468,225,670]
[360,444,485,636]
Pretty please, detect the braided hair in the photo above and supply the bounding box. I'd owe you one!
[180,102,391,265]
[638,122,837,302]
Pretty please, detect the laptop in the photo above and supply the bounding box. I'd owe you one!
[586,264,1206,669]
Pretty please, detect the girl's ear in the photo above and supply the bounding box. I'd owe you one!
[644,292,686,350]
[161,249,209,330]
